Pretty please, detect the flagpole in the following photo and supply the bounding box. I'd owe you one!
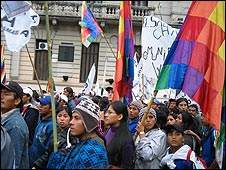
[101,33,117,59]
[134,90,158,141]
[44,1,58,152]
[25,45,43,96]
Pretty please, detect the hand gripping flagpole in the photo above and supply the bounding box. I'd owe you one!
[134,90,158,141]
[44,1,58,152]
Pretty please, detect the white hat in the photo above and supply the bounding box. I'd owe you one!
[23,87,33,97]
[60,94,68,103]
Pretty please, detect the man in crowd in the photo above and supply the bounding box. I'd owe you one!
[22,87,40,146]
[29,95,53,168]
[1,81,29,168]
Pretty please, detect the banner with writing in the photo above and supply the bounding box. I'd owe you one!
[141,16,179,99]
[1,7,40,52]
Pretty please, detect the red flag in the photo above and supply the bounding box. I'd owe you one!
[156,1,225,130]
[113,1,134,104]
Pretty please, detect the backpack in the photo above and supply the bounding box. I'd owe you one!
[187,148,207,169]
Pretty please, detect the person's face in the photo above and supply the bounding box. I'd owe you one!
[167,115,176,125]
[107,90,113,101]
[104,105,122,126]
[168,130,184,148]
[188,107,197,116]
[59,99,67,108]
[22,94,30,104]
[151,103,158,109]
[1,89,21,114]
[169,101,176,110]
[69,111,85,136]
[176,113,183,125]
[144,113,156,131]
[57,110,71,128]
[38,104,52,118]
[178,101,188,111]
[63,89,70,97]
[128,104,139,119]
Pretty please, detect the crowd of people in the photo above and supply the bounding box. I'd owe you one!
[1,80,224,169]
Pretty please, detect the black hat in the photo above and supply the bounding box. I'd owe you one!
[105,86,113,92]
[165,124,184,134]
[1,81,23,100]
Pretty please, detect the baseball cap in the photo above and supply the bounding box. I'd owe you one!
[165,124,184,134]
[23,87,33,97]
[1,81,23,100]
[39,95,51,105]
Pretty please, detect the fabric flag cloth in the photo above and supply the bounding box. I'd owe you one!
[1,44,6,84]
[132,52,143,101]
[1,1,31,18]
[1,4,40,52]
[46,78,56,93]
[82,63,96,95]
[113,1,135,105]
[80,1,103,48]
[215,85,225,169]
[155,1,225,131]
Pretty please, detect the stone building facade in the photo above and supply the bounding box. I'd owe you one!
[1,1,191,93]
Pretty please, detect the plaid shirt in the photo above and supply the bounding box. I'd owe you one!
[47,138,109,169]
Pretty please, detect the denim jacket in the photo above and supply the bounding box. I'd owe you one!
[29,116,53,167]
[1,108,29,169]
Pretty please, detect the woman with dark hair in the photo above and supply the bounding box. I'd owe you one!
[166,112,178,126]
[104,101,135,169]
[176,98,189,112]
[135,108,167,169]
[176,111,201,154]
[63,87,76,111]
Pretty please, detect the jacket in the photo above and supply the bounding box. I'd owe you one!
[32,125,69,168]
[135,128,167,169]
[128,116,140,136]
[1,126,15,169]
[160,145,206,169]
[105,121,135,169]
[201,126,216,167]
[1,108,29,169]
[47,138,109,169]
[29,116,53,167]
[160,145,194,169]
[22,103,40,146]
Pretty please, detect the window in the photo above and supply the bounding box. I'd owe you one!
[134,45,142,62]
[132,1,148,7]
[80,43,99,83]
[34,39,48,80]
[58,43,74,62]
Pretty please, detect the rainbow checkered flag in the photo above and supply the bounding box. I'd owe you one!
[1,44,6,84]
[80,1,103,48]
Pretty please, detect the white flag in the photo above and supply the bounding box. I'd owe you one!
[82,63,96,95]
[1,7,40,52]
[132,52,143,100]
[94,79,102,96]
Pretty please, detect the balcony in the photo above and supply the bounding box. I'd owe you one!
[32,1,155,23]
